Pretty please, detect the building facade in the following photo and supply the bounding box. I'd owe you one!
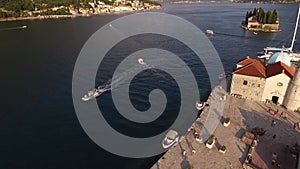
[230,58,294,105]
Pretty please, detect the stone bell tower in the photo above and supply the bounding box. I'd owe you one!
[283,66,300,111]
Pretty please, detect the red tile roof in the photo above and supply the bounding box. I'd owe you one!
[266,62,294,78]
[234,58,294,79]
[237,57,256,67]
[234,58,266,78]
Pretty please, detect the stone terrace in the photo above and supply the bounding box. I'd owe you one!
[151,88,300,169]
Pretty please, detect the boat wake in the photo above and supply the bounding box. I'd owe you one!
[82,59,156,101]
[0,25,27,31]
[101,61,155,90]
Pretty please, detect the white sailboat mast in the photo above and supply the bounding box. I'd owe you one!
[290,6,300,51]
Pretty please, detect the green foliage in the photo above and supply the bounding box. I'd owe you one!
[225,117,230,123]
[271,9,277,23]
[262,13,267,24]
[220,145,226,151]
[251,127,265,136]
[0,0,160,18]
[245,7,279,25]
[207,134,216,144]
[0,11,8,18]
[186,166,193,169]
[40,8,71,15]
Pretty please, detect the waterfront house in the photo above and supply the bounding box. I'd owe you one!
[230,57,294,104]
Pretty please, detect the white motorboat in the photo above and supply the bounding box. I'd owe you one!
[162,130,179,149]
[195,101,206,110]
[81,87,109,101]
[206,29,214,35]
[138,58,145,65]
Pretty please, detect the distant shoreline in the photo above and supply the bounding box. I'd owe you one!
[0,15,75,22]
[0,8,160,22]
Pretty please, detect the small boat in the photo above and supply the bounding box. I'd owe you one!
[162,130,179,149]
[21,25,27,29]
[253,32,258,35]
[196,101,206,110]
[206,29,214,35]
[138,58,145,65]
[81,87,109,101]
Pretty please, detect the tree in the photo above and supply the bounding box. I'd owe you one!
[245,11,249,24]
[253,8,257,17]
[271,9,278,24]
[262,13,267,24]
[258,8,265,22]
[266,11,272,24]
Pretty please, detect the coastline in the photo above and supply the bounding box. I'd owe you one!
[0,15,76,22]
[241,25,281,33]
[0,8,160,22]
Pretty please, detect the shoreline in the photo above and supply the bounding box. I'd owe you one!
[0,7,160,23]
[241,25,281,33]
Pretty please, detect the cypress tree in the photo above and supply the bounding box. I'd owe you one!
[245,11,249,24]
[271,9,278,24]
[263,13,267,24]
[266,11,272,24]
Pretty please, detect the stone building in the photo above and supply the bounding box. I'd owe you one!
[283,67,300,111]
[230,58,266,100]
[261,62,294,104]
[247,16,260,28]
[230,57,294,104]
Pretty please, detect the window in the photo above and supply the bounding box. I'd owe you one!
[243,80,248,85]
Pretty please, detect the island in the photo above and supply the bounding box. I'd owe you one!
[241,7,280,32]
[0,0,161,22]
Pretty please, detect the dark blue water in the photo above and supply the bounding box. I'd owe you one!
[0,3,299,169]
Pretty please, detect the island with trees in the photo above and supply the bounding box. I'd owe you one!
[241,7,280,32]
[0,0,161,22]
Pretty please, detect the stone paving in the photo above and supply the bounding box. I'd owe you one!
[151,86,300,169]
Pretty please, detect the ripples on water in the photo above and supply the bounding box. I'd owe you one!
[0,3,299,169]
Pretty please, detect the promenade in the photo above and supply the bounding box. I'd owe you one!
[151,86,300,169]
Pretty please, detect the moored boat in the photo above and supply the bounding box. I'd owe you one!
[162,130,179,149]
[196,101,206,110]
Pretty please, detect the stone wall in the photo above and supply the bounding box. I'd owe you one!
[262,23,279,30]
[261,73,291,104]
[230,74,265,101]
